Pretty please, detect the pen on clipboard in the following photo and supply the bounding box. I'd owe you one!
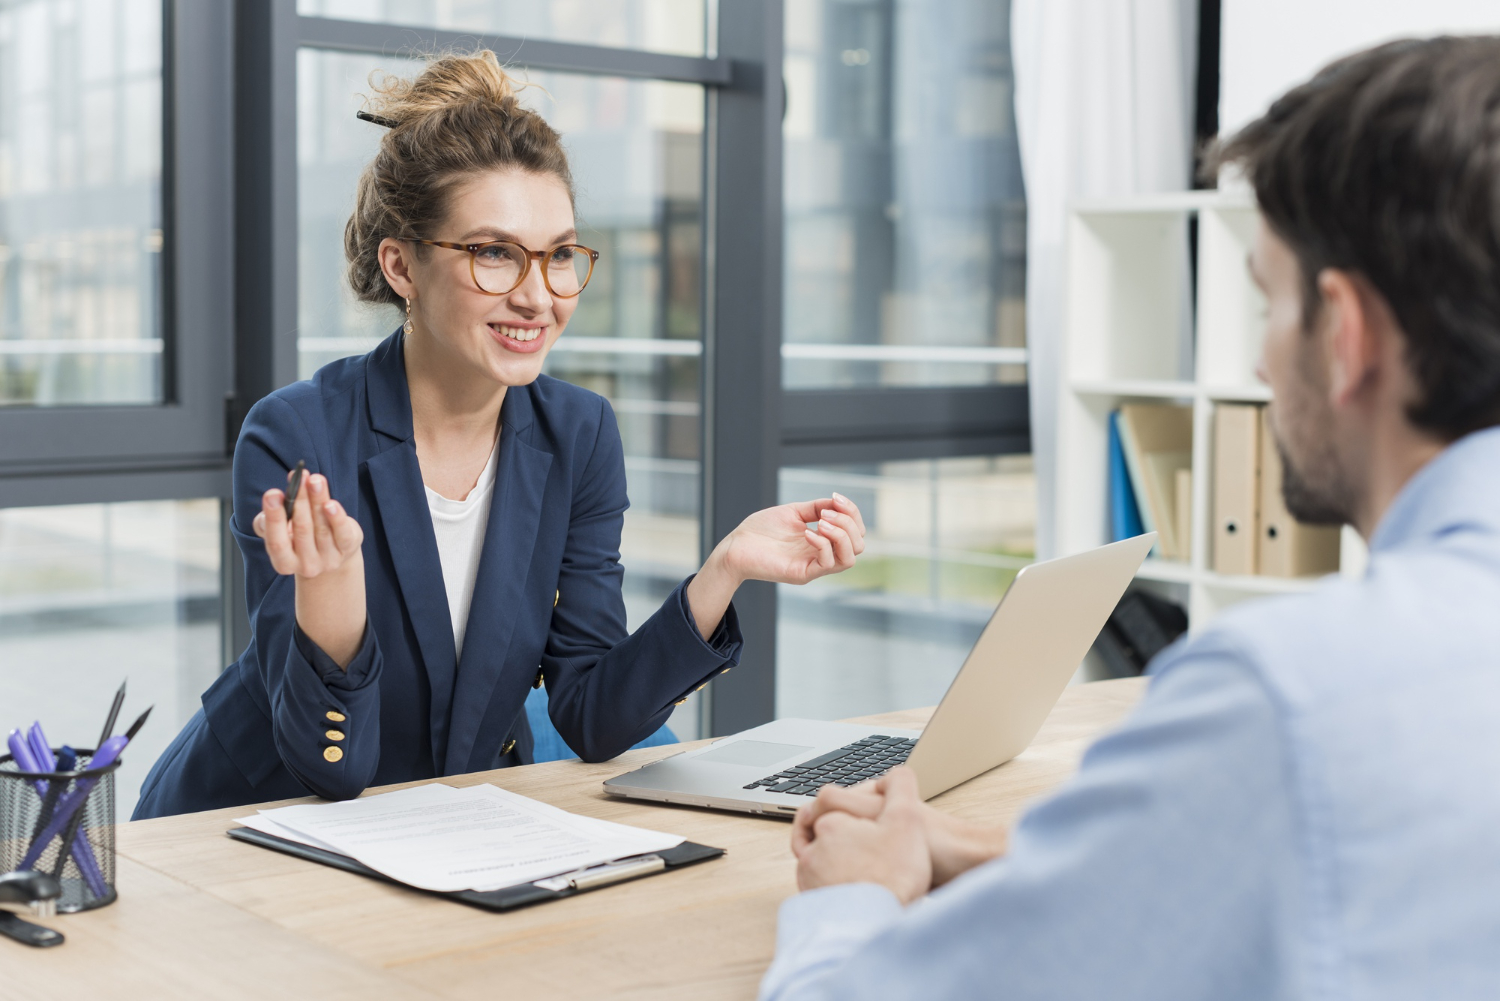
[283,461,307,519]
[532,854,666,892]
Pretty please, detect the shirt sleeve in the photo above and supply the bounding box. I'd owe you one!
[758,641,1302,1001]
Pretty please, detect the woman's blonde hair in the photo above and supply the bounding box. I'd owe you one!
[343,50,574,307]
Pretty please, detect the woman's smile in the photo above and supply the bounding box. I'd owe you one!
[489,321,549,353]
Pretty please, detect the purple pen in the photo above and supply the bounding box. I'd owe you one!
[10,730,112,895]
[19,733,129,873]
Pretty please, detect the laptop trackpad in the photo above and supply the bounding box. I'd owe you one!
[695,740,813,766]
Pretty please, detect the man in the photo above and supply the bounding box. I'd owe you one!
[760,36,1500,1001]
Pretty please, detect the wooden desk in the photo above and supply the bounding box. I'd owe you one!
[2,678,1145,1001]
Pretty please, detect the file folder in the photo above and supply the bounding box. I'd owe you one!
[1174,467,1193,564]
[1108,411,1146,542]
[1213,404,1261,575]
[1118,404,1192,561]
[1257,407,1341,577]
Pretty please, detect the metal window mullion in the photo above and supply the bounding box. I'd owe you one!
[702,0,783,737]
[296,15,732,86]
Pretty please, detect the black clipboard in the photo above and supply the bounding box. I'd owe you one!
[226,826,725,912]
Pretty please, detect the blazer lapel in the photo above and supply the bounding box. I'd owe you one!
[443,391,553,775]
[361,331,458,774]
[366,439,458,774]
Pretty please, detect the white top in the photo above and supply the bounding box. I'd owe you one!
[424,438,500,661]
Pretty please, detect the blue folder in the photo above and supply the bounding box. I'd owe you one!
[1108,410,1146,542]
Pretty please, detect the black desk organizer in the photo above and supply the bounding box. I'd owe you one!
[1,750,119,913]
[227,826,725,911]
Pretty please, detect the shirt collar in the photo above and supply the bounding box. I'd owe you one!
[1369,424,1500,553]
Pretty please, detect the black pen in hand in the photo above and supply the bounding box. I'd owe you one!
[283,461,307,520]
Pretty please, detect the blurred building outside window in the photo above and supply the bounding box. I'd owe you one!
[297,0,712,57]
[0,0,164,407]
[782,0,1027,389]
[777,456,1035,721]
[0,499,222,817]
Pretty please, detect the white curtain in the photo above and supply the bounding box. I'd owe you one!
[1011,0,1199,559]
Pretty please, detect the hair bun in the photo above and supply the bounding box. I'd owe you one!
[345,49,575,309]
[364,49,519,128]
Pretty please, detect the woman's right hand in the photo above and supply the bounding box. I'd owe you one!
[253,469,367,669]
[253,470,363,579]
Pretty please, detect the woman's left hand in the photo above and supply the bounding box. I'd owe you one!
[716,492,866,585]
[684,493,865,642]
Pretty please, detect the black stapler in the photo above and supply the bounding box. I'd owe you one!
[0,870,65,947]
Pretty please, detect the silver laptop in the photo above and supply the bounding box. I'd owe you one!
[604,534,1155,817]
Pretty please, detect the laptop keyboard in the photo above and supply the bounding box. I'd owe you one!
[742,735,916,797]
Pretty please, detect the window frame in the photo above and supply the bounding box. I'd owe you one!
[0,0,235,508]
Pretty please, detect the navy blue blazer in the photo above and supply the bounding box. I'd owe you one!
[134,332,742,819]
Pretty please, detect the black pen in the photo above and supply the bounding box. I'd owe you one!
[283,461,307,520]
[98,680,126,747]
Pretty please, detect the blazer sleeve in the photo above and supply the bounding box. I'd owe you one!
[225,394,385,800]
[541,397,743,762]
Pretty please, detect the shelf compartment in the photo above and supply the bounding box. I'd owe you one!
[1065,208,1193,384]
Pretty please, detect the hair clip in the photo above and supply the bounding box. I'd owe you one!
[356,110,399,129]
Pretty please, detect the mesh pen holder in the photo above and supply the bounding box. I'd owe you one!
[0,750,119,912]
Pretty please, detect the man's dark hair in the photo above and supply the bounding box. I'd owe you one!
[1216,36,1500,439]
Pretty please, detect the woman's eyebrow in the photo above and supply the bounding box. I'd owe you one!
[457,227,579,245]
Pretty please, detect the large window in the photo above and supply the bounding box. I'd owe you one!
[782,0,1026,389]
[0,499,222,816]
[774,0,1032,722]
[0,0,164,406]
[777,457,1033,720]
[297,0,712,56]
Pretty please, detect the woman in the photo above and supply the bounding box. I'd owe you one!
[134,51,865,819]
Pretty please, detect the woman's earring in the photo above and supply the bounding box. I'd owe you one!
[403,298,414,337]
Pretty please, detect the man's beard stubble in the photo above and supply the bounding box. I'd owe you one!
[1278,435,1350,528]
[1271,409,1354,526]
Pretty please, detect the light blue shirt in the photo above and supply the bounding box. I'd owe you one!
[761,426,1500,1000]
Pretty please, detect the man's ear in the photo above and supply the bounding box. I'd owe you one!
[378,237,416,300]
[1316,268,1379,408]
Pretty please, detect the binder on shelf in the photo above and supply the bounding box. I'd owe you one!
[1257,407,1341,577]
[1212,404,1261,575]
[1174,468,1193,563]
[1118,404,1192,561]
[1108,411,1145,542]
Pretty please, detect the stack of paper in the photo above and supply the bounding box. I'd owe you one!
[235,783,684,893]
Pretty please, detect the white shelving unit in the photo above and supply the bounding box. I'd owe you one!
[1056,190,1366,629]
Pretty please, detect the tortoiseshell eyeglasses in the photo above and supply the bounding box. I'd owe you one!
[410,239,600,298]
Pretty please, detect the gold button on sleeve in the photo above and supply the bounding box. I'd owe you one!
[501,739,517,755]
[325,729,345,741]
[326,710,346,722]
[533,669,544,689]
[554,590,560,607]
[323,746,344,763]
[674,698,688,706]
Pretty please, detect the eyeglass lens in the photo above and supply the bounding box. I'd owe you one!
[472,243,590,296]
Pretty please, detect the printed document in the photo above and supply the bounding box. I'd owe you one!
[236,783,683,892]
